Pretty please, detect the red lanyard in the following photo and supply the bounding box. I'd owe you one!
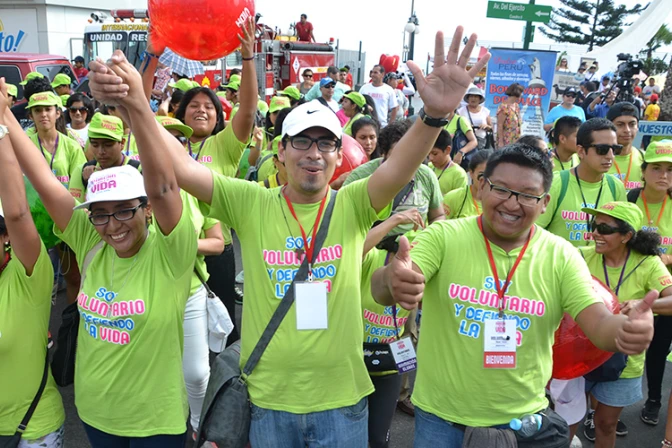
[282,188,329,280]
[613,152,633,186]
[38,135,59,171]
[478,216,534,317]
[641,191,667,227]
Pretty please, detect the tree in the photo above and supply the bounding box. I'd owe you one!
[659,59,672,121]
[640,24,672,76]
[540,0,646,52]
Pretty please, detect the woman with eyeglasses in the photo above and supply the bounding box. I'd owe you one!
[298,69,314,95]
[65,93,94,150]
[443,149,493,219]
[4,60,199,446]
[578,202,672,447]
[557,57,570,72]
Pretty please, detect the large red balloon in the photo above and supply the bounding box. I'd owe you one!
[552,276,621,380]
[379,54,400,75]
[149,0,255,61]
[330,134,369,183]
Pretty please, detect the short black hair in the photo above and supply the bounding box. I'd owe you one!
[65,93,95,125]
[517,135,546,151]
[24,77,54,101]
[0,215,6,237]
[372,65,385,75]
[327,66,339,77]
[550,116,582,145]
[301,13,307,19]
[174,87,225,136]
[576,118,617,149]
[469,149,494,172]
[378,120,412,157]
[584,81,597,92]
[433,129,452,151]
[606,102,639,123]
[483,143,553,192]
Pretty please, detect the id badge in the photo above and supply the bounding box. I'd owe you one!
[483,318,517,369]
[295,281,328,330]
[389,337,417,373]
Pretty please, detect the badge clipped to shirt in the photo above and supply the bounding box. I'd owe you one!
[389,337,417,373]
[295,280,328,331]
[483,318,517,369]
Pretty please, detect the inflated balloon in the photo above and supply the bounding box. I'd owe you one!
[330,134,369,183]
[552,276,620,380]
[379,54,400,75]
[149,0,255,61]
[24,177,60,249]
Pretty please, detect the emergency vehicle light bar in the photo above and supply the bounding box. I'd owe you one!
[111,9,148,19]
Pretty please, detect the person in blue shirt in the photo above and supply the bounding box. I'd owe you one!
[544,87,586,131]
[587,89,617,119]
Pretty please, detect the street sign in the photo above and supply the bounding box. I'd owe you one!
[487,1,552,23]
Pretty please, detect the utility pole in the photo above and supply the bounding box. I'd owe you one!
[523,0,535,49]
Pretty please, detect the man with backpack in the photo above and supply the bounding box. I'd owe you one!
[537,118,626,247]
[607,102,645,192]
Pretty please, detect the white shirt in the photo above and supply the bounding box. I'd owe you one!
[67,123,89,148]
[457,105,491,139]
[311,97,340,113]
[359,83,398,127]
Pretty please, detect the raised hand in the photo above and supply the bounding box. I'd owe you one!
[89,51,145,110]
[615,290,657,355]
[406,27,490,118]
[387,236,425,310]
[394,208,425,232]
[238,17,256,59]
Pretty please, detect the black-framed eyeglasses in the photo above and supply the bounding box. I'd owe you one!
[69,107,88,113]
[303,74,313,78]
[485,178,546,207]
[174,135,188,145]
[590,221,621,235]
[590,144,623,156]
[290,135,341,153]
[88,203,145,226]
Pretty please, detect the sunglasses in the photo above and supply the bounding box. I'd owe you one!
[590,144,623,156]
[303,74,313,78]
[590,222,621,235]
[564,94,576,98]
[69,107,88,113]
[323,84,336,89]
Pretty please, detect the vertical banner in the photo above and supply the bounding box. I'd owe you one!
[484,48,557,138]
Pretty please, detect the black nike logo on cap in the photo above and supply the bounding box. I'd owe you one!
[307,110,319,114]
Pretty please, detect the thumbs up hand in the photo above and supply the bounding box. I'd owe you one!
[387,236,425,310]
[615,290,657,355]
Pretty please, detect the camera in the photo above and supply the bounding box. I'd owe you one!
[615,53,643,80]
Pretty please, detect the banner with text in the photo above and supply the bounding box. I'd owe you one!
[485,48,557,137]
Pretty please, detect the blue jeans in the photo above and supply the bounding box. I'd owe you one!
[249,398,368,448]
[82,423,186,448]
[414,406,512,448]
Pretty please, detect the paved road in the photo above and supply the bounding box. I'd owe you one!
[50,236,672,447]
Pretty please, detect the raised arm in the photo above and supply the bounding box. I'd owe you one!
[0,79,41,272]
[367,27,490,212]
[363,208,424,256]
[230,18,258,143]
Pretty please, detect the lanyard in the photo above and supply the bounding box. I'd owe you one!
[38,135,59,171]
[282,187,329,281]
[124,132,132,156]
[553,150,575,171]
[384,252,401,339]
[574,168,604,235]
[641,191,667,227]
[613,152,633,186]
[478,216,534,318]
[602,250,631,296]
[437,161,452,180]
[471,187,481,215]
[188,137,209,161]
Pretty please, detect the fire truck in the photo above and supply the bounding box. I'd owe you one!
[83,10,364,101]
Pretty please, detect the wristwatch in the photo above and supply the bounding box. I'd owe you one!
[0,125,9,140]
[418,108,450,128]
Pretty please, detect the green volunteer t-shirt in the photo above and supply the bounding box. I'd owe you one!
[29,132,87,190]
[122,132,139,160]
[237,147,251,179]
[54,207,197,436]
[444,114,473,136]
[635,195,672,260]
[430,161,469,195]
[444,186,481,219]
[344,159,443,237]
[343,113,365,137]
[181,190,218,296]
[0,245,65,439]
[551,153,580,172]
[410,218,601,427]
[537,171,626,246]
[580,246,672,378]
[257,149,278,181]
[201,174,390,413]
[608,149,644,192]
[68,157,138,202]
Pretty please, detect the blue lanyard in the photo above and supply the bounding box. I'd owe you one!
[38,134,59,171]
[188,137,209,161]
[602,250,631,296]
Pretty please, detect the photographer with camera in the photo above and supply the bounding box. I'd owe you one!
[588,89,617,119]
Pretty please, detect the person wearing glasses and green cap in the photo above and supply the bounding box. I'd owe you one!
[579,201,672,447]
[51,74,72,97]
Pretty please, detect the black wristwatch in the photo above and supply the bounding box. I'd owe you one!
[418,107,450,128]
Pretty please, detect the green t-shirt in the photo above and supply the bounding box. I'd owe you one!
[635,195,672,259]
[29,132,87,190]
[0,245,65,438]
[237,147,251,179]
[537,170,626,246]
[608,149,644,192]
[343,113,365,137]
[201,174,389,413]
[429,161,469,195]
[54,207,197,436]
[580,246,672,378]
[68,157,139,202]
[181,190,218,295]
[443,186,481,219]
[122,132,139,160]
[551,153,580,172]
[444,114,473,136]
[344,159,443,237]
[257,149,278,181]
[410,218,601,426]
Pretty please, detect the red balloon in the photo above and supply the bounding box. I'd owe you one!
[330,135,369,183]
[552,276,620,380]
[379,54,400,75]
[149,0,255,61]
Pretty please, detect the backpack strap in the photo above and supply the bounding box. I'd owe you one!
[80,241,105,288]
[263,178,271,189]
[456,186,470,218]
[605,174,617,200]
[627,187,642,204]
[546,170,570,229]
[127,159,141,170]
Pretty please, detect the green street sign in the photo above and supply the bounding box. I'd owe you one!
[487,1,552,23]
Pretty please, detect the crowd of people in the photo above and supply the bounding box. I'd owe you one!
[1,15,672,448]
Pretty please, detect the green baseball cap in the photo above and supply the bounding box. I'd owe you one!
[169,78,197,93]
[6,83,17,98]
[88,112,124,142]
[60,94,70,106]
[269,96,291,114]
[257,98,269,116]
[20,72,45,86]
[26,91,61,109]
[277,86,301,101]
[343,91,366,108]
[51,73,72,88]
[156,116,193,139]
[644,140,672,164]
[223,80,240,92]
[581,202,644,231]
[227,74,241,84]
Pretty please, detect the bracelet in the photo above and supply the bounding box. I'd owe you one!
[242,55,255,61]
[663,439,672,448]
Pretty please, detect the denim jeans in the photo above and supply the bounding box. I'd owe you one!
[83,423,186,448]
[414,406,465,448]
[249,398,368,448]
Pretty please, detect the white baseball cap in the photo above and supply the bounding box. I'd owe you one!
[282,101,343,140]
[74,165,147,210]
[549,378,587,425]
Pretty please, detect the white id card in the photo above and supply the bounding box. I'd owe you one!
[483,318,517,369]
[295,281,328,330]
[389,337,417,373]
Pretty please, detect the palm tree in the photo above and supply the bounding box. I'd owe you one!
[660,59,672,121]
[641,24,672,76]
